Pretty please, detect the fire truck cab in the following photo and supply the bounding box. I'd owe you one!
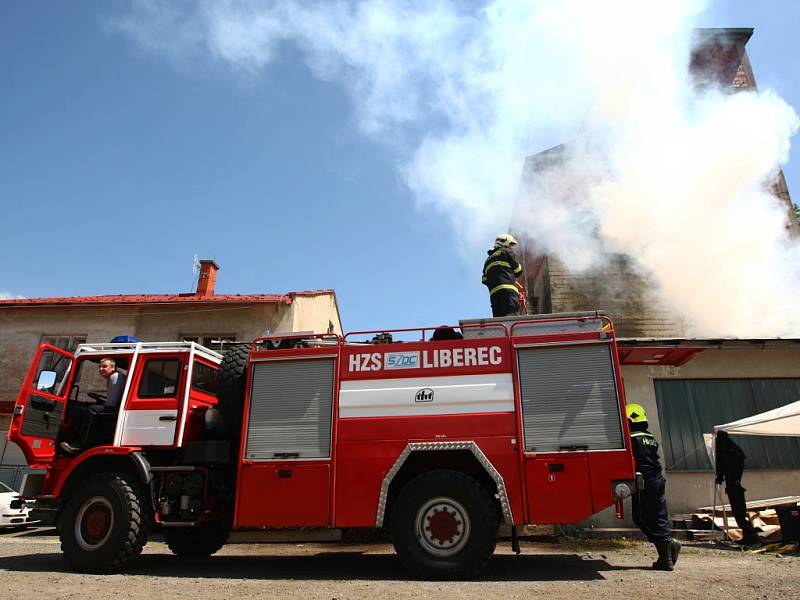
[8,312,637,579]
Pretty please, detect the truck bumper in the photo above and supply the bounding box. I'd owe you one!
[27,497,59,527]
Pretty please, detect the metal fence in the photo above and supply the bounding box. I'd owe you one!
[0,465,39,492]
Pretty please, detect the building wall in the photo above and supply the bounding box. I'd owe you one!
[535,255,684,337]
[287,293,343,335]
[586,347,800,528]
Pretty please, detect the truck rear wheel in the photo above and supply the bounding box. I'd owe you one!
[59,472,150,573]
[390,469,498,580]
[218,344,250,431]
[164,520,230,558]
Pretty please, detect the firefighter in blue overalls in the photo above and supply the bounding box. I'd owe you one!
[627,403,681,571]
[482,233,523,317]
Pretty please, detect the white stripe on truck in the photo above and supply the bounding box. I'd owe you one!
[339,374,514,418]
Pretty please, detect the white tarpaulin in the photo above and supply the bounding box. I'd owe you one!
[714,400,800,437]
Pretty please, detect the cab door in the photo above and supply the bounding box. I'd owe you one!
[8,344,76,466]
[119,354,185,446]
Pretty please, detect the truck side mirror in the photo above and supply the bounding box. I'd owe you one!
[36,370,57,392]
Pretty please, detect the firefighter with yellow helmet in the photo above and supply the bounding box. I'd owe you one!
[626,403,680,571]
[482,233,524,317]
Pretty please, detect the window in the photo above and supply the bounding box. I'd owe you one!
[191,361,218,396]
[41,335,86,353]
[655,379,800,471]
[34,349,73,396]
[181,334,236,349]
[138,359,181,398]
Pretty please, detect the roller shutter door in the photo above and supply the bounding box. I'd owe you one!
[246,359,334,460]
[517,344,624,452]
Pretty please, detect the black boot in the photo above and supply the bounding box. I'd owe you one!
[670,539,681,565]
[652,540,674,571]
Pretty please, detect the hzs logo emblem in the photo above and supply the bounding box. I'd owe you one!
[415,388,434,403]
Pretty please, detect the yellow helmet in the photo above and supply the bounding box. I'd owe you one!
[494,233,518,249]
[626,403,648,423]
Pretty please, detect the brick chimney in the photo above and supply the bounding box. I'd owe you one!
[195,260,219,297]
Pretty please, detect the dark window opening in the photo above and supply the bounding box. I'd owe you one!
[138,359,181,398]
[191,361,218,396]
[41,335,86,353]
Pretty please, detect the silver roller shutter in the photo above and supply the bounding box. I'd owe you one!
[246,359,334,460]
[517,344,624,452]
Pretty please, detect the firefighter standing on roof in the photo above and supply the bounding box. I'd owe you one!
[626,403,681,571]
[482,233,523,317]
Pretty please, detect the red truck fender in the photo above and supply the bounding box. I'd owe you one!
[46,446,149,498]
[374,441,514,528]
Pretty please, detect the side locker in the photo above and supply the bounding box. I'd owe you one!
[517,343,625,523]
[236,357,335,527]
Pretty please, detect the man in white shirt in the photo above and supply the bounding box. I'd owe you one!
[60,358,127,455]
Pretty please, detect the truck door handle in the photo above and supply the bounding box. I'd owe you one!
[159,415,178,421]
[548,463,565,472]
[273,452,300,459]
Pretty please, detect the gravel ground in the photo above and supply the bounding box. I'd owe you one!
[0,534,798,599]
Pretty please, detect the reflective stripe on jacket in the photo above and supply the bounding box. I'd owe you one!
[482,248,522,296]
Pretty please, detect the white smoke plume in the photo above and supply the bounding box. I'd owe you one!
[108,0,800,337]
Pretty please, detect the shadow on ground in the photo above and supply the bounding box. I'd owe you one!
[0,550,644,582]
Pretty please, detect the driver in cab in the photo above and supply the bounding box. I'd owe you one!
[60,358,126,455]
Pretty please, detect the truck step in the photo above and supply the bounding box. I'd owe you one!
[227,529,343,543]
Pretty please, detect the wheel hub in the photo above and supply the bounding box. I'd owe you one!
[76,496,114,551]
[428,508,460,542]
[415,496,471,557]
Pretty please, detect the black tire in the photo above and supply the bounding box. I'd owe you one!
[58,472,151,573]
[217,344,250,431]
[164,519,230,558]
[390,469,499,580]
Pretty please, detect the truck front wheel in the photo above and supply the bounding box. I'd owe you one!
[390,469,499,579]
[59,472,150,573]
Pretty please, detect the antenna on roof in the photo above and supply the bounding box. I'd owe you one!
[189,254,201,292]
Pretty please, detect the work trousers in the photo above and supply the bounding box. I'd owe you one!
[726,482,759,541]
[490,290,520,318]
[632,476,672,543]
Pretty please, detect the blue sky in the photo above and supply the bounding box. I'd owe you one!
[1,1,799,333]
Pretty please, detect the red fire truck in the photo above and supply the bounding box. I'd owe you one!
[8,312,637,579]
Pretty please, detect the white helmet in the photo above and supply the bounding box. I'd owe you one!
[494,233,518,249]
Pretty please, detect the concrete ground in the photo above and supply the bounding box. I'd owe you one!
[0,530,797,599]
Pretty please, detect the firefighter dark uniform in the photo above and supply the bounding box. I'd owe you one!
[627,403,680,571]
[715,430,760,545]
[482,234,523,318]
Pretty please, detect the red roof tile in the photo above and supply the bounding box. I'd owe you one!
[0,293,293,307]
[0,289,337,308]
